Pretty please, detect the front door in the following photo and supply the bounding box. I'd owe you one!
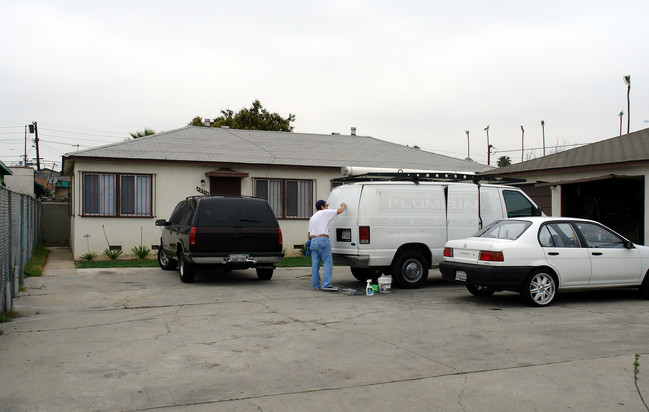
[210,177,241,195]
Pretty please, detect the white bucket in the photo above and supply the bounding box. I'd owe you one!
[378,275,392,293]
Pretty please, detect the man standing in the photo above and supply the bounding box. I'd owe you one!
[308,199,346,291]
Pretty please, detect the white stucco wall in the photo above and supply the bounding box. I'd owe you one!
[69,160,342,260]
[5,167,35,197]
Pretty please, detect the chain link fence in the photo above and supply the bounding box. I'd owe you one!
[1,185,41,312]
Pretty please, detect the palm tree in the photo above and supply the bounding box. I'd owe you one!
[619,111,624,136]
[520,125,525,162]
[541,120,546,156]
[497,156,511,167]
[624,75,631,134]
[130,128,156,139]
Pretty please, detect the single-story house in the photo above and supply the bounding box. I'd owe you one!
[481,127,649,245]
[0,161,12,186]
[62,126,491,260]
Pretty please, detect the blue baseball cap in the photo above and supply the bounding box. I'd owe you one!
[315,199,327,210]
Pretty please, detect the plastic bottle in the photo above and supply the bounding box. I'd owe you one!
[366,279,374,296]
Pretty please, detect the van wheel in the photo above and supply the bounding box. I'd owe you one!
[179,254,196,283]
[392,251,428,289]
[157,248,177,270]
[256,268,274,280]
[351,267,381,282]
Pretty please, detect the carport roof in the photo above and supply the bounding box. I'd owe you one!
[62,126,492,175]
[481,127,649,176]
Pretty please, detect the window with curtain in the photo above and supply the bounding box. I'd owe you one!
[82,172,153,217]
[254,178,313,219]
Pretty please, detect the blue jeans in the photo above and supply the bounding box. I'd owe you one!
[311,237,333,289]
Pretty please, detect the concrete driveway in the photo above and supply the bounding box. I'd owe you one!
[1,247,648,411]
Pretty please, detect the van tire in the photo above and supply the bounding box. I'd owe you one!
[351,267,381,282]
[392,251,428,289]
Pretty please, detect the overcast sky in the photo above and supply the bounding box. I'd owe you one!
[2,0,648,170]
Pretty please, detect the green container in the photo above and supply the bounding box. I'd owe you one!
[371,284,378,293]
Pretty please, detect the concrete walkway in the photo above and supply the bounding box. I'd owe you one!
[1,247,648,411]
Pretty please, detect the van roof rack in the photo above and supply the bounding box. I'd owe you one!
[332,171,525,185]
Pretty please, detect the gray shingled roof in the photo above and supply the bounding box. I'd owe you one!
[481,127,649,176]
[63,126,492,173]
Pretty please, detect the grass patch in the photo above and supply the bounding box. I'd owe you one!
[24,244,49,277]
[0,310,19,323]
[277,256,312,267]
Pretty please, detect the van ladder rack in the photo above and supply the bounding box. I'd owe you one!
[332,171,525,185]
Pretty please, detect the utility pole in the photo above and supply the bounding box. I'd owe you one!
[33,121,41,171]
[541,120,546,156]
[24,125,28,166]
[520,125,525,162]
[485,125,492,165]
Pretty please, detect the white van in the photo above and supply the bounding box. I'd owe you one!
[326,172,542,288]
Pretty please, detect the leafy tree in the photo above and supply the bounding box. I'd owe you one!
[130,128,156,139]
[190,100,295,132]
[497,156,511,168]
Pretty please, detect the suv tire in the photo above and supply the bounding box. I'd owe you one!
[256,268,274,280]
[157,247,177,271]
[179,253,196,283]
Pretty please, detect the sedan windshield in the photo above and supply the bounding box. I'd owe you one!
[475,220,531,240]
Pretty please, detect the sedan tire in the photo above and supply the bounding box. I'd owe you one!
[640,274,649,299]
[466,283,495,297]
[522,269,556,307]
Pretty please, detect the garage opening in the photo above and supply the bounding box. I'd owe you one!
[561,176,644,244]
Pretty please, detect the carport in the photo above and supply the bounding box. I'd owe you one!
[479,128,649,246]
[540,174,645,244]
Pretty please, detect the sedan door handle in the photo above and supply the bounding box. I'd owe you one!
[592,252,603,256]
[548,252,559,256]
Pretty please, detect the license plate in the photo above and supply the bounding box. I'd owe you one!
[455,270,467,281]
[228,254,248,262]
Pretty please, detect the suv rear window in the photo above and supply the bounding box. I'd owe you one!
[196,198,278,227]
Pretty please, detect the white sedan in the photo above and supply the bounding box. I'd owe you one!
[439,217,649,306]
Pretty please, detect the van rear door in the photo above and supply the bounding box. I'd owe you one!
[328,184,362,255]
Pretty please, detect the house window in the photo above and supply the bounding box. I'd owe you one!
[254,178,313,219]
[82,172,153,217]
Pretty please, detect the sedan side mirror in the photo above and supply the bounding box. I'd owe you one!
[155,219,168,227]
[624,240,635,249]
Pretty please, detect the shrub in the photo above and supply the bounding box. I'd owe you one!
[103,248,123,261]
[131,245,151,260]
[81,252,97,261]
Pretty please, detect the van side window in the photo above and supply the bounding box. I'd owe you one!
[503,190,536,217]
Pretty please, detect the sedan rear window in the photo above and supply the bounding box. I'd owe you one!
[475,220,531,240]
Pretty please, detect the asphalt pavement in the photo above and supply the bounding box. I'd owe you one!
[1,247,648,411]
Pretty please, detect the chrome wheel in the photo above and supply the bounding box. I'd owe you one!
[523,271,556,306]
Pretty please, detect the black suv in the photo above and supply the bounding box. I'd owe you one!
[155,196,284,283]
